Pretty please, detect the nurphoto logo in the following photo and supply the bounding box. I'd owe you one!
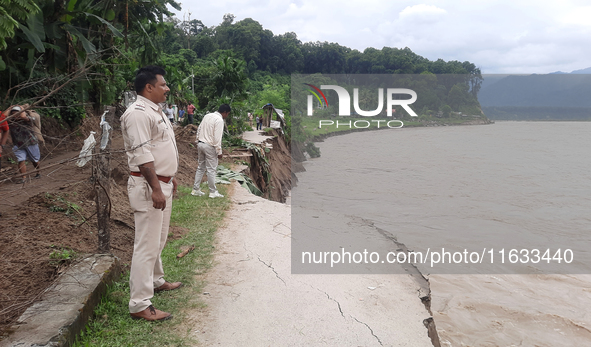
[304,83,418,129]
[305,84,418,117]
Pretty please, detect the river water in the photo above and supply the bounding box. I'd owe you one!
[291,122,591,346]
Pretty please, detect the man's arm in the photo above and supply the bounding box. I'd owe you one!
[138,161,166,210]
[213,117,224,159]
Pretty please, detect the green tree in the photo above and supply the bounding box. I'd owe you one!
[0,0,40,52]
[440,104,452,117]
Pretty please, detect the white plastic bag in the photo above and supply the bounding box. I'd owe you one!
[99,110,111,150]
[76,131,96,167]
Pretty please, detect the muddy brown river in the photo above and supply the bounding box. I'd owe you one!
[292,121,591,346]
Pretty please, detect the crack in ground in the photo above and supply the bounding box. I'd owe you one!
[242,244,286,286]
[272,222,291,237]
[351,316,383,346]
[319,289,345,318]
[356,216,441,347]
[256,256,286,286]
[324,292,345,318]
[300,282,346,319]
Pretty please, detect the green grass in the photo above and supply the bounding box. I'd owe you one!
[73,185,230,347]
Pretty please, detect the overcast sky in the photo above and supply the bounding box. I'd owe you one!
[169,0,591,74]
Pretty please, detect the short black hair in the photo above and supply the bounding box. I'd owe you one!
[218,104,231,113]
[134,65,166,94]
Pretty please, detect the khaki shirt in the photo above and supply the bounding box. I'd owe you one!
[195,111,224,155]
[121,95,178,177]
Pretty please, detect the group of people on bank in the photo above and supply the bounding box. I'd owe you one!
[163,101,196,125]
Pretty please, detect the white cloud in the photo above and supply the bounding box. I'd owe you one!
[399,4,447,23]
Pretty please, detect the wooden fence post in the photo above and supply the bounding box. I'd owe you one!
[95,106,115,253]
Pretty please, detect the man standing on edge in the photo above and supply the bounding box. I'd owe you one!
[121,65,182,322]
[191,104,230,198]
[187,102,195,125]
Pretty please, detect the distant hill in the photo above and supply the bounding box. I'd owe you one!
[550,67,591,74]
[478,71,591,120]
[479,74,591,107]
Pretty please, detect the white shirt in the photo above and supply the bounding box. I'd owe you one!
[164,107,174,118]
[196,111,224,155]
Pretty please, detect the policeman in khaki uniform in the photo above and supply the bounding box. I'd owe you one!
[121,65,182,321]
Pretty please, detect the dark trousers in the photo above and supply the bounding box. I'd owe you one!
[188,114,194,125]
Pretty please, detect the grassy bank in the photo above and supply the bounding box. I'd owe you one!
[74,185,230,347]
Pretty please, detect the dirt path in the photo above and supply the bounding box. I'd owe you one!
[183,182,433,346]
[0,149,91,214]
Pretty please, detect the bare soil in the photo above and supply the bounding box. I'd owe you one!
[0,117,207,338]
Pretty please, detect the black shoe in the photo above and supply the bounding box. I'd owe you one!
[33,173,41,179]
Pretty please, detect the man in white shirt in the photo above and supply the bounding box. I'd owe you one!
[164,104,174,124]
[191,104,230,198]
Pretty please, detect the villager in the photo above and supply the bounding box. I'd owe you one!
[178,108,185,122]
[165,103,174,124]
[191,104,230,198]
[6,105,41,183]
[120,65,182,322]
[248,112,253,127]
[187,102,195,125]
[21,103,44,145]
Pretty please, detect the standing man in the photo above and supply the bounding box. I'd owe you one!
[187,102,195,125]
[164,103,174,124]
[121,65,182,322]
[7,106,41,183]
[191,104,230,198]
[178,108,185,123]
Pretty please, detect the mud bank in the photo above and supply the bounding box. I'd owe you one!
[245,129,295,203]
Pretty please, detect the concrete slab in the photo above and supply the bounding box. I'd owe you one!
[2,254,120,347]
[241,130,274,146]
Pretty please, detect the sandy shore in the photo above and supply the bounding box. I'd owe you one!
[183,182,434,346]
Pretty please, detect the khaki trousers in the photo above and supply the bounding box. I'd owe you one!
[127,176,173,313]
[193,142,219,193]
